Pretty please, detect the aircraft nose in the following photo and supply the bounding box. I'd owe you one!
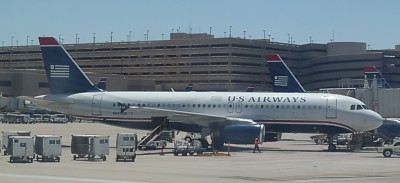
[366,111,383,131]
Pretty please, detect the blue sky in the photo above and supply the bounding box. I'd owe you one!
[1,0,399,49]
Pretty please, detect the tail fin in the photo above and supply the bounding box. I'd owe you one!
[364,66,391,88]
[39,37,101,94]
[266,54,306,93]
[185,83,193,92]
[96,77,107,90]
[245,84,255,92]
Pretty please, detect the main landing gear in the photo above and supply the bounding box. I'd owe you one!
[327,134,337,152]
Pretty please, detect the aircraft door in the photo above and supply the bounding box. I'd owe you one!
[235,102,242,113]
[227,102,234,113]
[326,98,337,118]
[92,94,103,115]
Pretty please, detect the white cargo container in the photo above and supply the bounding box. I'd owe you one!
[8,136,34,163]
[116,133,137,162]
[35,135,62,162]
[2,131,31,155]
[71,135,109,161]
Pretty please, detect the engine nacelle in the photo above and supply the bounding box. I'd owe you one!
[265,132,282,142]
[221,124,265,144]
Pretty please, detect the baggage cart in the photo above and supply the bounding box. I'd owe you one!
[2,131,31,155]
[8,136,34,163]
[71,135,109,161]
[35,135,62,162]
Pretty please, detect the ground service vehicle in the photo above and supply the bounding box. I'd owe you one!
[116,133,137,162]
[381,137,400,157]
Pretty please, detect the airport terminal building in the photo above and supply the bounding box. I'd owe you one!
[1,32,400,97]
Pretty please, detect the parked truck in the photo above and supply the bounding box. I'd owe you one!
[2,131,31,155]
[71,135,109,161]
[8,136,34,163]
[116,133,137,162]
[35,135,62,162]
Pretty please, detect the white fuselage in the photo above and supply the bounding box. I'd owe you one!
[35,91,382,134]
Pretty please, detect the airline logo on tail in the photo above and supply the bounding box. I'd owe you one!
[274,76,289,87]
[50,65,70,78]
[266,54,306,93]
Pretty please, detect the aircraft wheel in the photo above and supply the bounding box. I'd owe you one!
[383,149,393,158]
[328,144,337,152]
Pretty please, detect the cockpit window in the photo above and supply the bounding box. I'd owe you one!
[351,104,370,110]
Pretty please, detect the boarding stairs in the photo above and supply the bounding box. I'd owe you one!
[138,119,169,150]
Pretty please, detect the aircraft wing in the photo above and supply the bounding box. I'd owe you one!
[127,106,255,127]
[18,96,73,111]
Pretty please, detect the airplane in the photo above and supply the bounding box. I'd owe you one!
[245,84,255,92]
[96,77,107,90]
[267,54,306,93]
[23,37,383,151]
[364,66,391,88]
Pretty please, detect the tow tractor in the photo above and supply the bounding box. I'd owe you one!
[379,137,400,157]
[173,140,204,156]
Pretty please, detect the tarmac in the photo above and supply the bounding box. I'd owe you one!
[0,122,400,183]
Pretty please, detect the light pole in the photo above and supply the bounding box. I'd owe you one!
[229,26,232,38]
[110,32,113,43]
[243,31,246,39]
[171,29,174,33]
[11,36,14,46]
[268,35,271,40]
[30,40,33,46]
[129,30,132,42]
[162,33,165,40]
[8,48,13,68]
[209,26,212,35]
[146,30,149,41]
[26,36,29,46]
[58,34,62,42]
[16,40,19,46]
[263,30,266,40]
[224,32,226,37]
[2,41,4,47]
[287,34,290,44]
[93,33,96,43]
[75,33,78,44]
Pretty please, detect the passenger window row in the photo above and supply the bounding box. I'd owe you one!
[113,103,323,110]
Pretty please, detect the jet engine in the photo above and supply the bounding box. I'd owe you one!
[219,124,265,144]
